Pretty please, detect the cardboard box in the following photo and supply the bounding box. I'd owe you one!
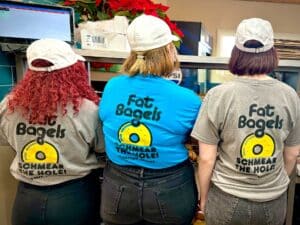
[80,16,130,52]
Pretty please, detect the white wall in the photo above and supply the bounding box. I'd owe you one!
[165,0,300,55]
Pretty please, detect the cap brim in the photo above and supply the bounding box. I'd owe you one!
[172,35,180,41]
[76,54,86,61]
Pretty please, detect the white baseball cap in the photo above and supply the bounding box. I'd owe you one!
[127,14,179,52]
[235,18,274,53]
[26,38,85,72]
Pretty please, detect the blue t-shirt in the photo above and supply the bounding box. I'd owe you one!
[99,74,201,169]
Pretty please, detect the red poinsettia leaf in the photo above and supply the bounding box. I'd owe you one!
[107,0,119,11]
[108,0,129,11]
[108,0,157,12]
[95,0,102,7]
[154,3,169,12]
[144,10,158,17]
[63,0,76,6]
[129,1,143,11]
[164,17,184,38]
[61,0,184,40]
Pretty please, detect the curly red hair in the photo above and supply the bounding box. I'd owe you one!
[7,61,99,124]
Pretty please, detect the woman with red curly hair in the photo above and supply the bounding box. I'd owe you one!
[0,38,104,225]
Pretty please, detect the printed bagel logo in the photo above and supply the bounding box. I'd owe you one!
[115,119,159,161]
[16,119,67,178]
[114,94,161,162]
[118,120,152,146]
[235,104,281,175]
[22,140,59,163]
[240,133,275,159]
[19,140,67,178]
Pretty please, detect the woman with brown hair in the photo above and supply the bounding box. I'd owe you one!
[0,38,103,225]
[191,18,300,225]
[99,14,201,225]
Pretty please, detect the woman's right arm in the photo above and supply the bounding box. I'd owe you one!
[198,142,217,212]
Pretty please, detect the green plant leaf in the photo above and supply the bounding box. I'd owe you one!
[76,0,96,3]
[114,10,131,17]
[97,11,111,20]
[173,40,181,49]
[157,10,165,18]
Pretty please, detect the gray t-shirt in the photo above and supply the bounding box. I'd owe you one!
[191,77,300,201]
[0,97,104,186]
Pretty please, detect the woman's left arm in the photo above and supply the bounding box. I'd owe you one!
[0,97,9,145]
[284,145,300,176]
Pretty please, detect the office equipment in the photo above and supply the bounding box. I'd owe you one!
[0,0,74,51]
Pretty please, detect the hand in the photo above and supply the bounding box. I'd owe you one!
[195,200,205,221]
[200,198,206,213]
[195,210,205,221]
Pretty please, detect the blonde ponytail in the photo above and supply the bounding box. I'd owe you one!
[127,53,147,75]
[121,43,179,77]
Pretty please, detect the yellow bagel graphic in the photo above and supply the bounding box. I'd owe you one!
[118,120,152,146]
[241,133,275,158]
[21,141,58,163]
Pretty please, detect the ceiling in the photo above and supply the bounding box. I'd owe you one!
[241,0,300,4]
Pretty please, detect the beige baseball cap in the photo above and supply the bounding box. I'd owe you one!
[26,38,85,72]
[235,18,274,53]
[127,14,179,52]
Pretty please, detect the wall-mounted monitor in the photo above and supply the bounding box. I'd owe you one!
[0,0,74,47]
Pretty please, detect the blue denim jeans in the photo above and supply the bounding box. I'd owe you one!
[205,183,287,225]
[12,170,101,225]
[101,160,197,225]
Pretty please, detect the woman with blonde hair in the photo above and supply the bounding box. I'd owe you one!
[99,14,201,225]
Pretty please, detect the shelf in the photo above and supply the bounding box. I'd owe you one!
[74,48,230,69]
[90,70,118,82]
[74,48,300,70]
[74,49,128,64]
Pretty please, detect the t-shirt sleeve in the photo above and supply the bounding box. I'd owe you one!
[99,77,115,121]
[0,127,8,145]
[285,96,300,146]
[87,107,105,153]
[191,92,220,145]
[176,91,202,133]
